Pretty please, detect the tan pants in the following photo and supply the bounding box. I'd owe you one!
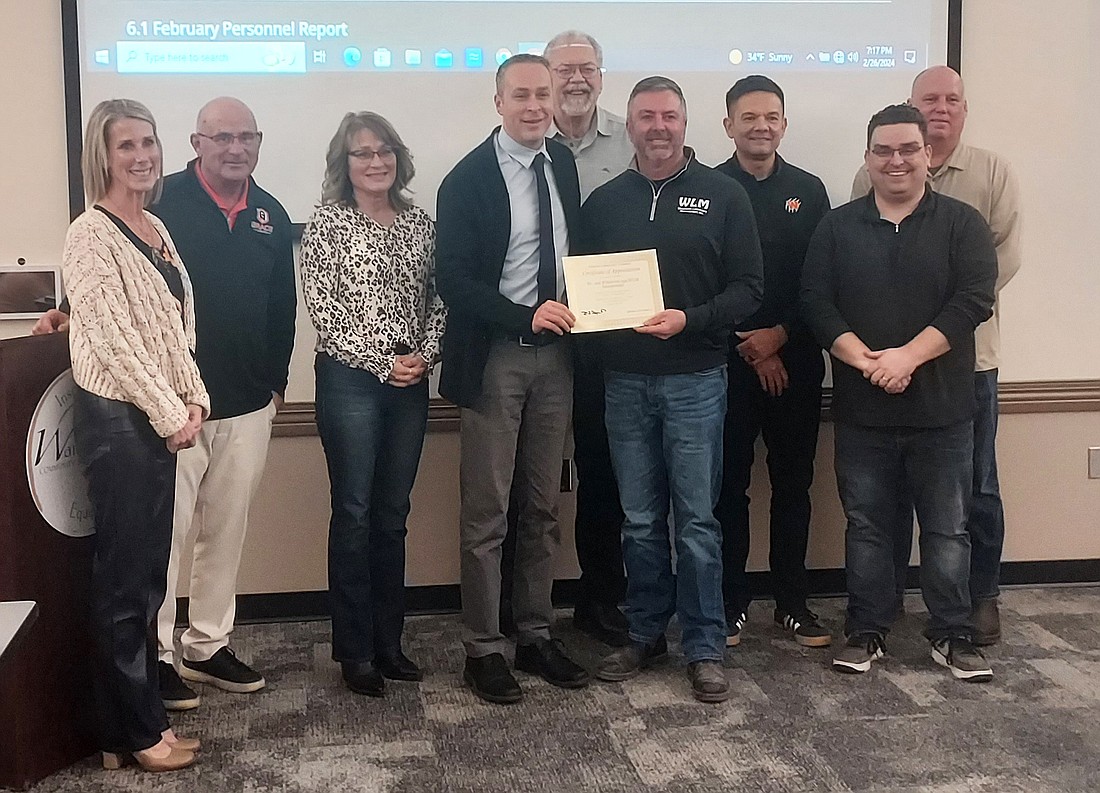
[156,401,275,663]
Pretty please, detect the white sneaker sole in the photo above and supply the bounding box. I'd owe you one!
[832,647,883,674]
[179,665,267,693]
[931,647,993,682]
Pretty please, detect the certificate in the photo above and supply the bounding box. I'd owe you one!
[562,249,664,333]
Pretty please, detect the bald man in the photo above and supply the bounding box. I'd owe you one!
[39,97,298,706]
[852,67,1022,645]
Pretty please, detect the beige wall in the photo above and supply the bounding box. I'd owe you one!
[2,1,1098,596]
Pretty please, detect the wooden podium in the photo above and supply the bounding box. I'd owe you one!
[0,333,96,790]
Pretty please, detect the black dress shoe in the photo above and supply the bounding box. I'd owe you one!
[574,601,630,646]
[341,661,385,697]
[464,653,522,704]
[376,651,423,682]
[515,638,590,688]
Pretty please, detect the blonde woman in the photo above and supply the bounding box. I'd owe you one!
[299,112,445,696]
[63,99,208,772]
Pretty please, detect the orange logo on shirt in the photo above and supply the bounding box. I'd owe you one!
[785,197,801,213]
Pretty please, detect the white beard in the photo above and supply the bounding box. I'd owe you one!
[559,92,595,118]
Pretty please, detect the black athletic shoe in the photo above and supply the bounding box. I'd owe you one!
[180,647,266,693]
[158,661,200,711]
[725,609,747,647]
[774,608,832,647]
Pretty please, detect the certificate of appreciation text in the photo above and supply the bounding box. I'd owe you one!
[562,249,665,333]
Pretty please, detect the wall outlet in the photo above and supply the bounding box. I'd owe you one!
[1090,447,1100,479]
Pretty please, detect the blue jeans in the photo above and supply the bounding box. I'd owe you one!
[835,421,974,641]
[315,353,428,663]
[968,369,1004,600]
[604,367,727,663]
[891,370,1004,602]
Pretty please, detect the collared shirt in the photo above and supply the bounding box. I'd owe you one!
[851,141,1022,371]
[194,160,250,230]
[493,128,569,307]
[801,188,997,428]
[549,106,634,201]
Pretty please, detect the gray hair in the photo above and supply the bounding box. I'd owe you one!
[544,31,603,66]
[81,99,163,206]
[628,76,687,114]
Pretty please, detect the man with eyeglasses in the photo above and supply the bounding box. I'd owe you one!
[529,30,635,647]
[801,104,996,681]
[34,95,296,709]
[851,67,1022,645]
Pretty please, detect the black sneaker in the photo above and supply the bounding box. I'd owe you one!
[725,610,747,647]
[774,608,832,647]
[158,661,200,711]
[832,633,886,674]
[180,647,266,693]
[932,636,993,682]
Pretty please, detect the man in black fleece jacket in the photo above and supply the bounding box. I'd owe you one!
[584,76,763,704]
[800,104,996,682]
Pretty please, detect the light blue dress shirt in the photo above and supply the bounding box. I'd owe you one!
[493,128,570,307]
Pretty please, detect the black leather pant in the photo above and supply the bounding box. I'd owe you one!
[74,388,175,753]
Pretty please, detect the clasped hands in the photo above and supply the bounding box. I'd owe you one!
[736,326,788,396]
[860,347,917,394]
[387,353,428,387]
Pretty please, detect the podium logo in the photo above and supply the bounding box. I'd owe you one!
[25,370,94,537]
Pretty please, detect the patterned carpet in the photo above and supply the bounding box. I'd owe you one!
[34,587,1100,792]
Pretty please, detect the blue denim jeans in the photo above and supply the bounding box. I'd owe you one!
[968,369,1004,600]
[891,370,1003,602]
[835,421,975,641]
[604,366,727,663]
[315,353,428,663]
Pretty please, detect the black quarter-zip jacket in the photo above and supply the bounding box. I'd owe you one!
[153,160,297,420]
[800,188,997,428]
[714,153,830,341]
[579,152,764,375]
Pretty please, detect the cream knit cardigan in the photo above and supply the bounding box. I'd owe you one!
[62,208,210,438]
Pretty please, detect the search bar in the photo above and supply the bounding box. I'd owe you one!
[115,41,307,73]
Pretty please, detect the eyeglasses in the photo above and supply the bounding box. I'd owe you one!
[551,63,600,79]
[348,145,398,162]
[195,131,263,148]
[869,143,926,160]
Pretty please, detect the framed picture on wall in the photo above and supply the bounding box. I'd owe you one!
[0,265,62,320]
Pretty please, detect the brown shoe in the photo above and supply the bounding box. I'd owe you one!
[103,745,196,772]
[972,597,1001,646]
[687,661,729,703]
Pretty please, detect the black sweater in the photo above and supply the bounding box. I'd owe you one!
[153,161,297,420]
[580,155,763,375]
[800,189,996,428]
[714,153,829,342]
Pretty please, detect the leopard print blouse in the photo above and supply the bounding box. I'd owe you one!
[299,203,446,382]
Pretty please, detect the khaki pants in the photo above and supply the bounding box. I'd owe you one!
[156,401,275,663]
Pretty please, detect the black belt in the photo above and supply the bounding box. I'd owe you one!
[495,330,561,348]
